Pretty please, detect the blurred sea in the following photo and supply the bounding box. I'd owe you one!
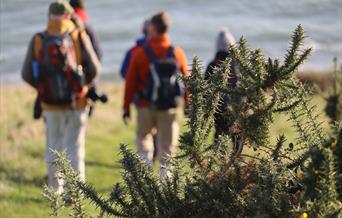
[0,0,341,83]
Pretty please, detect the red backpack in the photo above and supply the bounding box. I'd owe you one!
[35,31,85,105]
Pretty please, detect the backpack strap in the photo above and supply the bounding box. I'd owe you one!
[143,45,157,63]
[37,31,47,39]
[71,29,83,65]
[33,32,47,61]
[144,45,176,62]
[167,46,180,67]
[167,46,175,58]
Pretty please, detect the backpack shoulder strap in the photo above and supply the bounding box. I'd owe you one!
[69,29,83,65]
[167,46,180,66]
[167,46,175,58]
[143,44,157,63]
[37,31,47,39]
[33,31,46,60]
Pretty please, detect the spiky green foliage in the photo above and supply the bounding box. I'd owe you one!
[277,80,326,166]
[335,125,342,200]
[301,148,342,217]
[323,58,342,201]
[215,25,312,150]
[45,25,342,217]
[325,58,342,124]
[43,185,64,218]
[276,74,342,216]
[179,56,231,167]
[52,151,87,218]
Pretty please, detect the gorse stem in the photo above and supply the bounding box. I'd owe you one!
[45,25,342,217]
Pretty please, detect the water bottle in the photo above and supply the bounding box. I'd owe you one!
[32,61,40,84]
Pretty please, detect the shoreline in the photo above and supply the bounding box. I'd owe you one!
[0,73,124,87]
[1,69,332,84]
[1,70,332,91]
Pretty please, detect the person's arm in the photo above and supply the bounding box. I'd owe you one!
[79,31,101,84]
[21,36,36,88]
[85,25,103,61]
[175,47,190,105]
[123,51,140,113]
[175,47,189,77]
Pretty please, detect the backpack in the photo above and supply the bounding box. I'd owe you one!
[140,45,184,110]
[35,31,84,105]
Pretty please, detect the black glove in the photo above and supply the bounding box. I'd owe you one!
[87,86,108,103]
[123,110,131,125]
[33,95,42,120]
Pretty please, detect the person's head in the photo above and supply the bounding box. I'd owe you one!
[216,27,236,53]
[148,12,170,37]
[69,0,85,9]
[48,0,74,20]
[142,19,150,36]
[70,0,88,23]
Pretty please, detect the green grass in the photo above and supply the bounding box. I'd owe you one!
[0,82,329,217]
[0,83,136,217]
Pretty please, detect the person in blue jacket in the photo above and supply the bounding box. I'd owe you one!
[120,19,150,79]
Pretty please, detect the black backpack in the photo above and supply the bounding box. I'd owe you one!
[36,31,84,105]
[140,45,184,110]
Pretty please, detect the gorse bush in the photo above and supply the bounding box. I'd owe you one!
[325,57,342,124]
[323,57,342,203]
[45,25,342,218]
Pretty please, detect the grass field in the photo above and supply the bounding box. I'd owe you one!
[0,82,330,217]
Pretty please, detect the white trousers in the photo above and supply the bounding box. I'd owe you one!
[44,109,88,193]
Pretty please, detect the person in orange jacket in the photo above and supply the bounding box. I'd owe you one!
[123,11,189,178]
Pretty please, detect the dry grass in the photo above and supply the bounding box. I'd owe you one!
[296,71,332,91]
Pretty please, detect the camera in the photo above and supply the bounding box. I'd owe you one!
[86,86,108,103]
[87,86,108,117]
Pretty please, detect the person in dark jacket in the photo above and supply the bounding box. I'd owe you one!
[33,0,105,120]
[120,19,150,79]
[22,0,101,194]
[205,28,240,144]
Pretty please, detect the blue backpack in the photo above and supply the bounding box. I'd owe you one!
[141,45,184,110]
